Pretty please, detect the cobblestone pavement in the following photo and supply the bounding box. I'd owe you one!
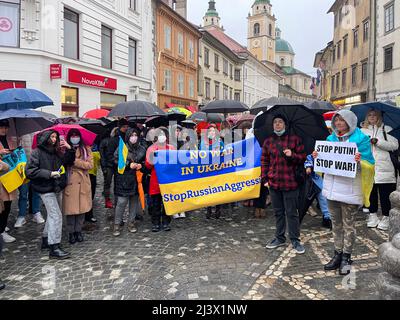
[0,183,388,300]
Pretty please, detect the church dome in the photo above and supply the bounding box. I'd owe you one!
[275,28,295,55]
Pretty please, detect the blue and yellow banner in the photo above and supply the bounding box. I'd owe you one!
[154,138,262,216]
[118,137,128,175]
[0,147,28,193]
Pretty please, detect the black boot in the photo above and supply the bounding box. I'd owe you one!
[322,218,332,230]
[206,207,212,219]
[69,233,76,245]
[74,232,84,243]
[49,244,70,260]
[324,251,343,271]
[0,279,5,291]
[41,237,50,250]
[339,253,353,275]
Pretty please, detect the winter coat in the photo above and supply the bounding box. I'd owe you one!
[103,128,124,169]
[113,128,146,197]
[0,160,16,212]
[145,143,175,196]
[62,146,93,215]
[25,131,68,194]
[361,124,398,184]
[322,110,375,206]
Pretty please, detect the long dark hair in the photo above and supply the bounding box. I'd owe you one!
[66,129,88,161]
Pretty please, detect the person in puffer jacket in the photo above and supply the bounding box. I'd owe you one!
[313,109,375,276]
[361,109,399,231]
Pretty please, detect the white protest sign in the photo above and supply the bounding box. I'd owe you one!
[314,141,358,178]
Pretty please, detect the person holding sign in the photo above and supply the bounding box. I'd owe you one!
[361,109,399,231]
[26,130,71,259]
[313,110,375,276]
[263,115,307,254]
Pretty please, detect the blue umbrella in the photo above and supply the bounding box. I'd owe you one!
[0,109,54,137]
[0,88,53,110]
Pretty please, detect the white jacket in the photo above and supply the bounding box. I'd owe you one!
[361,125,398,184]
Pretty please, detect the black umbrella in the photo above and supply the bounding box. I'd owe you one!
[108,100,166,118]
[250,97,297,115]
[181,120,197,129]
[77,119,107,135]
[167,112,187,123]
[145,115,169,128]
[254,105,330,154]
[306,100,336,115]
[0,109,54,136]
[188,112,224,123]
[202,100,249,114]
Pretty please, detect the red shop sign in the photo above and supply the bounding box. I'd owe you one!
[68,69,117,90]
[50,64,62,79]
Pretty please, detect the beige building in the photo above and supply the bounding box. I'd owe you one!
[375,0,400,104]
[327,0,373,107]
[314,42,334,101]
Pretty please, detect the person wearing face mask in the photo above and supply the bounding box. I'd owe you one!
[263,114,307,255]
[62,129,94,245]
[26,130,71,259]
[200,124,224,219]
[112,128,146,236]
[145,127,176,232]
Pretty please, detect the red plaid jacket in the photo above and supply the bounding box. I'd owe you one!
[261,134,306,191]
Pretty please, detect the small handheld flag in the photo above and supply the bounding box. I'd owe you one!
[118,137,128,174]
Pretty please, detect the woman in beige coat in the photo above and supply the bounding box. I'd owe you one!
[62,129,93,244]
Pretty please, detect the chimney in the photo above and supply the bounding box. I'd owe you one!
[175,0,187,19]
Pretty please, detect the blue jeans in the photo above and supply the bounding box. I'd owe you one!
[18,182,41,217]
[317,192,331,220]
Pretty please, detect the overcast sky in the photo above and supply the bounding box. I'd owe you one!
[187,0,334,77]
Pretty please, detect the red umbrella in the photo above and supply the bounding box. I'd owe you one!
[82,109,110,119]
[32,124,97,148]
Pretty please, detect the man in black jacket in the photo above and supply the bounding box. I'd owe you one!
[102,119,129,209]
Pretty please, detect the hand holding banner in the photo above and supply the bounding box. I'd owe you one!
[0,147,28,192]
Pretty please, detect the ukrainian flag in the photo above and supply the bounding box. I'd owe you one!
[118,137,128,175]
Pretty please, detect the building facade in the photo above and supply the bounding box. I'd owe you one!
[0,0,154,116]
[375,0,400,104]
[155,0,200,110]
[327,0,373,107]
[314,42,334,101]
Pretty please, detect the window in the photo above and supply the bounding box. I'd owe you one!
[331,76,335,93]
[214,82,220,100]
[280,57,285,66]
[205,79,210,99]
[164,69,171,92]
[164,24,171,50]
[385,2,395,33]
[129,0,136,11]
[351,64,357,86]
[269,24,272,36]
[223,85,228,100]
[214,54,219,72]
[363,20,369,42]
[229,64,233,79]
[353,28,359,48]
[230,88,233,100]
[234,92,240,101]
[254,23,260,36]
[337,41,341,59]
[189,78,195,98]
[100,92,126,109]
[336,73,340,93]
[61,86,79,116]
[234,69,241,81]
[189,40,194,61]
[128,38,137,75]
[362,61,368,82]
[343,36,348,55]
[204,47,210,66]
[178,33,184,56]
[178,74,184,96]
[332,46,336,63]
[64,8,79,59]
[101,25,112,68]
[342,69,347,92]
[384,46,393,71]
[223,59,228,75]
[0,0,20,47]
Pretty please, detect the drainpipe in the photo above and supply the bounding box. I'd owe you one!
[369,0,377,101]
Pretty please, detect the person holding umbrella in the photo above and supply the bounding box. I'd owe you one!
[25,130,71,259]
[62,129,94,244]
[361,109,398,231]
[112,128,146,236]
[263,114,307,254]
[313,110,375,275]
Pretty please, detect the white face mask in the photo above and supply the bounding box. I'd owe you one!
[70,137,81,145]
[158,135,167,144]
[130,136,138,144]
